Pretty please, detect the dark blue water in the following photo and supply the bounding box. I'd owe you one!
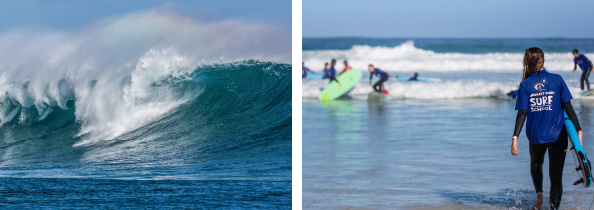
[0,61,292,209]
[303,37,594,53]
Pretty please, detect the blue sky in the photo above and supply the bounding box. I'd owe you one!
[0,0,291,31]
[303,0,594,38]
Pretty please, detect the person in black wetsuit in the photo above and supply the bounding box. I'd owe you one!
[324,59,341,86]
[511,47,583,210]
[302,61,315,78]
[368,64,394,92]
[572,49,593,91]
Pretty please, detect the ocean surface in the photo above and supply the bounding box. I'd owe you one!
[0,12,291,209]
[303,38,594,209]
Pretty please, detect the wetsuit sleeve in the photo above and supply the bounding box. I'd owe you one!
[562,101,582,131]
[513,110,528,137]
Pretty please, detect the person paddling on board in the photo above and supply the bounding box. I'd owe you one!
[339,60,352,75]
[511,47,583,210]
[302,61,315,78]
[572,49,593,91]
[368,64,394,92]
[325,59,341,86]
[409,72,419,81]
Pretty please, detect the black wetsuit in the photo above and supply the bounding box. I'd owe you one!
[580,61,593,90]
[369,68,388,92]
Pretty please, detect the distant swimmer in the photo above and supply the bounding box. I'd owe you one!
[572,49,593,90]
[324,60,341,86]
[368,64,395,92]
[409,72,419,81]
[302,61,315,78]
[511,47,582,210]
[339,60,352,75]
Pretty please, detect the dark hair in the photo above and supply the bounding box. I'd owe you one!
[522,47,544,81]
[343,60,348,64]
[414,72,419,77]
[368,64,374,67]
[324,62,328,66]
[331,59,336,64]
[573,49,579,54]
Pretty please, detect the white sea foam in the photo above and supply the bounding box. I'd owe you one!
[303,41,590,72]
[303,79,584,100]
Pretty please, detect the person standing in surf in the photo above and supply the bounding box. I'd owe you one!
[325,59,340,86]
[302,61,315,78]
[511,47,583,210]
[339,60,352,75]
[572,49,593,91]
[368,64,394,92]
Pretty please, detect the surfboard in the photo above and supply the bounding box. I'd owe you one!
[564,111,592,187]
[319,69,362,101]
[382,89,389,95]
[367,91,385,103]
[395,77,435,82]
[580,89,594,96]
[305,72,323,79]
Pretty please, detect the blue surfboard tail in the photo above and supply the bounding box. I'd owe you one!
[565,112,593,187]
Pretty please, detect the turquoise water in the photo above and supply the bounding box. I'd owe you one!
[303,38,594,209]
[0,61,292,209]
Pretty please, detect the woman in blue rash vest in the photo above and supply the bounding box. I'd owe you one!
[368,64,394,92]
[572,49,593,91]
[511,47,583,210]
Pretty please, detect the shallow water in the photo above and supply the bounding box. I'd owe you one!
[303,98,594,209]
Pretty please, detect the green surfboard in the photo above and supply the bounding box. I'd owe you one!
[319,69,362,101]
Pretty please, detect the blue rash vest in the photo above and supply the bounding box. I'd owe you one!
[515,69,572,144]
[574,54,591,71]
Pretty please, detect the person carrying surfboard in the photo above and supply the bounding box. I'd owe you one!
[511,47,583,210]
[339,60,352,75]
[302,61,315,78]
[368,64,394,93]
[572,49,593,91]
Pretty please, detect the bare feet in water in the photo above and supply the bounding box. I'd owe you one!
[532,192,543,210]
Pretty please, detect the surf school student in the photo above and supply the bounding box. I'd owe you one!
[368,64,394,92]
[409,72,419,81]
[323,61,341,86]
[511,47,583,210]
[572,49,593,90]
[302,62,314,78]
[340,60,352,75]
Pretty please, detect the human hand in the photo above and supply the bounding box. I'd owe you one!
[511,138,518,156]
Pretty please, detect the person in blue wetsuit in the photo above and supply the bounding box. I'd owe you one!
[511,47,583,210]
[302,61,315,78]
[409,72,419,81]
[324,59,340,86]
[572,49,593,90]
[368,64,394,92]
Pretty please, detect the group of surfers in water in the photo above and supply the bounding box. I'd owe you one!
[304,48,594,209]
[301,59,419,93]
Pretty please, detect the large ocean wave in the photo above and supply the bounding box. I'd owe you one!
[302,41,590,72]
[0,10,291,174]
